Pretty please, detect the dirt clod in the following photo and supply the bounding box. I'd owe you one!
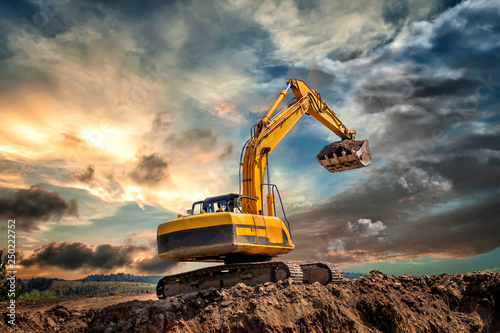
[54,306,70,318]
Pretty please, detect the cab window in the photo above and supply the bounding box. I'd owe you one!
[206,203,215,213]
[192,202,203,215]
[216,202,226,212]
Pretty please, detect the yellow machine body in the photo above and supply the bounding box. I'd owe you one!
[157,212,294,263]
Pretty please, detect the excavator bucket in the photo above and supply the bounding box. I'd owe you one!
[316,139,371,173]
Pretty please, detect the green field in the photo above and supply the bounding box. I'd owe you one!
[18,280,157,300]
[51,280,156,295]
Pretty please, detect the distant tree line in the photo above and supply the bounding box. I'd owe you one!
[23,277,63,293]
[19,283,153,300]
[79,273,163,284]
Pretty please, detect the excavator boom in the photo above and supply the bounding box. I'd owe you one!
[241,78,371,215]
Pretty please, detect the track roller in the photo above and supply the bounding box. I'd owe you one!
[300,263,343,284]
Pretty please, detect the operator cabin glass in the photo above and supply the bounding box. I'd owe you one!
[207,202,227,213]
[216,202,226,212]
[193,202,203,215]
[206,202,215,213]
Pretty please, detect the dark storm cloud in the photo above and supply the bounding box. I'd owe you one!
[306,69,335,90]
[289,164,500,263]
[85,0,272,70]
[135,255,179,274]
[420,151,500,194]
[172,3,270,70]
[342,1,500,161]
[128,153,168,186]
[90,244,140,269]
[0,0,39,20]
[427,0,464,17]
[0,0,85,40]
[0,184,78,231]
[21,242,93,270]
[166,128,235,161]
[455,132,500,151]
[169,128,218,149]
[382,0,410,24]
[68,165,95,183]
[86,0,168,17]
[393,195,500,257]
[357,74,479,115]
[20,241,179,273]
[381,0,463,26]
[289,0,500,263]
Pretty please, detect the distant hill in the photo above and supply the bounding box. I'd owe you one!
[79,273,163,284]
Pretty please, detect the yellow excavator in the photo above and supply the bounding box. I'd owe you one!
[156,79,371,298]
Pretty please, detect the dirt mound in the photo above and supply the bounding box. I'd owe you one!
[2,271,499,332]
[0,294,156,332]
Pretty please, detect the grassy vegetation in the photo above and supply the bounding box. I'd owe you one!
[18,289,57,300]
[17,280,156,300]
[51,280,156,295]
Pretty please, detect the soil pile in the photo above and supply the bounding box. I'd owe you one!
[2,271,499,332]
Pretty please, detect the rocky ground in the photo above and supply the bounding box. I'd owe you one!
[1,271,499,332]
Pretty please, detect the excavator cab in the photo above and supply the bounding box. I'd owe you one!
[191,193,239,215]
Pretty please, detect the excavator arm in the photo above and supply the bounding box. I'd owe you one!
[240,79,371,215]
[287,78,355,139]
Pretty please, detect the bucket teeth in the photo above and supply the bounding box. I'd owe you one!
[316,139,371,173]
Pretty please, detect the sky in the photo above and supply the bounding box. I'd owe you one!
[0,0,499,279]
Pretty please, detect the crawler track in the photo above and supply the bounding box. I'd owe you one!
[157,261,341,298]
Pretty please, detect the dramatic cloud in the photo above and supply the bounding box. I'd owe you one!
[251,0,443,63]
[289,163,499,264]
[343,219,387,238]
[68,165,95,184]
[21,241,179,274]
[327,239,346,257]
[0,184,78,231]
[128,153,168,186]
[135,255,180,274]
[21,242,95,270]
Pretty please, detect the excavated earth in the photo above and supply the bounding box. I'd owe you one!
[1,271,499,332]
[317,140,367,159]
